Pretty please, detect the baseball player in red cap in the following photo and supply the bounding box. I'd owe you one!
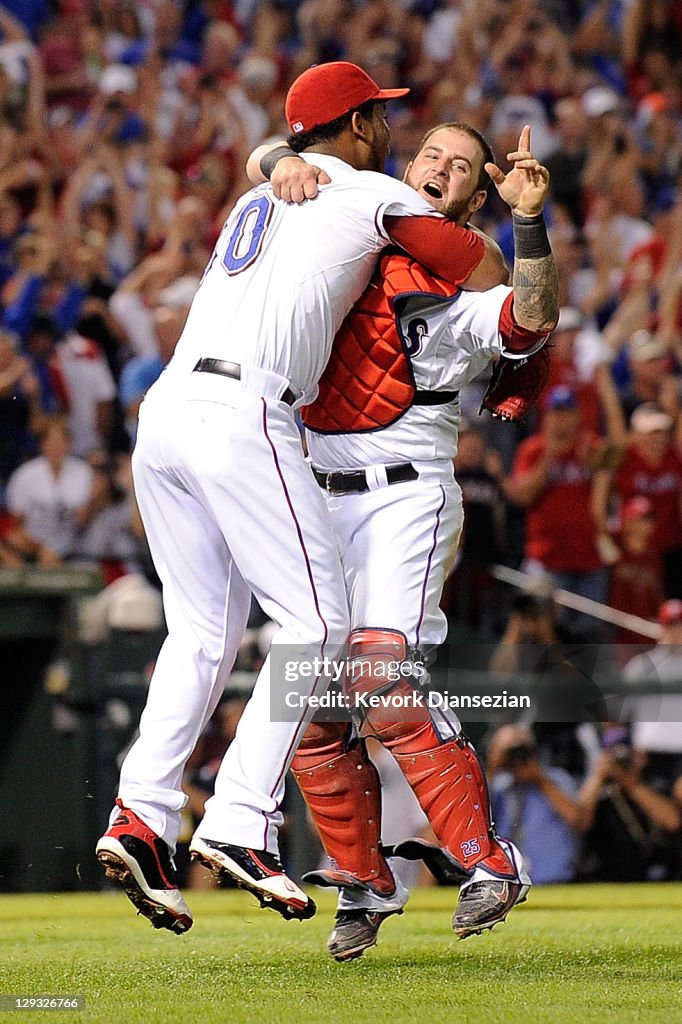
[251,117,557,958]
[96,62,510,935]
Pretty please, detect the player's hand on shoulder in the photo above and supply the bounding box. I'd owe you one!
[271,157,331,204]
[485,125,550,217]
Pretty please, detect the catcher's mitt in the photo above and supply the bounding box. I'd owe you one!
[480,345,551,422]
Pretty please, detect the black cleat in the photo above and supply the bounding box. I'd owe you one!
[453,877,529,939]
[96,801,193,934]
[327,907,403,962]
[189,836,316,921]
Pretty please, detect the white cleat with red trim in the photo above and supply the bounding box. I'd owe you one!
[189,836,316,920]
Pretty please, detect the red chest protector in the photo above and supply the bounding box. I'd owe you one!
[302,249,458,434]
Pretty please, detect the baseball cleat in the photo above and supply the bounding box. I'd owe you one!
[453,837,531,939]
[452,877,529,938]
[189,836,316,921]
[327,907,403,963]
[96,801,193,935]
[303,869,408,961]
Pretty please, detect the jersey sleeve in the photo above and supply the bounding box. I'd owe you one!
[441,284,512,358]
[499,292,554,358]
[384,215,485,286]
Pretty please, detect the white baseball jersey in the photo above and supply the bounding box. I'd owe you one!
[307,283,512,470]
[161,154,440,402]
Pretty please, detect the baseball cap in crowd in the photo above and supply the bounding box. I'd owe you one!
[621,495,654,523]
[628,329,666,363]
[659,599,682,627]
[582,86,621,117]
[554,307,583,334]
[285,61,409,135]
[629,402,673,433]
[544,385,578,411]
[99,64,137,96]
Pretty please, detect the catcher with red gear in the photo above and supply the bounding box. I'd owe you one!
[257,124,557,960]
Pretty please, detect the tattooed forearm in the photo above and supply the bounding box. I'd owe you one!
[513,255,560,332]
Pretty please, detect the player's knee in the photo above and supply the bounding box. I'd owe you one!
[342,626,431,739]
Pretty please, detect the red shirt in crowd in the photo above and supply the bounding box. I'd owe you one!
[512,433,603,573]
[609,542,664,647]
[615,445,682,553]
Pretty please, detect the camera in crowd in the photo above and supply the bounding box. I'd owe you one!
[503,742,538,770]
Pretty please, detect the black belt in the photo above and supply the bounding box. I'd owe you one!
[413,390,459,405]
[313,462,418,495]
[193,358,296,406]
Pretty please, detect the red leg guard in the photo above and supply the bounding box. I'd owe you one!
[291,720,396,895]
[344,628,515,878]
[387,731,517,878]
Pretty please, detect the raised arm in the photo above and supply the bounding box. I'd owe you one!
[486,126,559,333]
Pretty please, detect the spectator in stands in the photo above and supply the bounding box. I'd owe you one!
[542,306,626,439]
[608,404,682,598]
[60,140,136,283]
[37,1,92,113]
[544,97,588,228]
[489,594,573,678]
[618,329,679,425]
[606,495,664,655]
[577,725,680,881]
[622,599,682,777]
[486,724,586,884]
[53,328,117,458]
[4,415,92,565]
[504,385,612,636]
[21,312,68,415]
[72,450,141,584]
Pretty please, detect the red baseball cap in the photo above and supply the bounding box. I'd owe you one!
[659,599,682,626]
[285,61,409,135]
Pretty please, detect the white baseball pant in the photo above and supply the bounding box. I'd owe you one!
[324,461,463,650]
[117,369,350,854]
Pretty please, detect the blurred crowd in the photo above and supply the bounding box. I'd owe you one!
[1,0,679,887]
[0,0,679,642]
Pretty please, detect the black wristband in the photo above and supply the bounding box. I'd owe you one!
[512,212,551,260]
[260,145,299,180]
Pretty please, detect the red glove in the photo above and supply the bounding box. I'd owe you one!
[480,346,551,422]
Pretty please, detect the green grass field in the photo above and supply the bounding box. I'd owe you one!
[1,885,681,1024]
